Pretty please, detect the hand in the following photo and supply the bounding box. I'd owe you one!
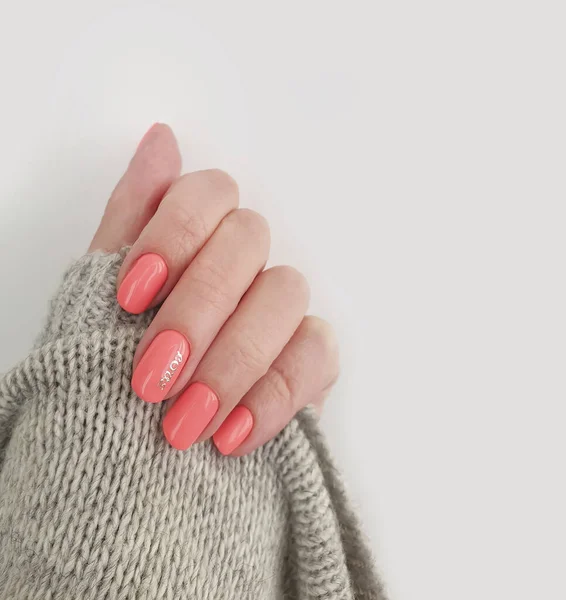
[89,124,339,456]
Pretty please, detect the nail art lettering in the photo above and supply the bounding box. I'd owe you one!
[159,351,184,390]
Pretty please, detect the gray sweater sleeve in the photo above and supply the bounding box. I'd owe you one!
[0,250,385,600]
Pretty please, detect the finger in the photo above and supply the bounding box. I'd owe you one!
[116,169,239,314]
[89,123,181,253]
[131,208,270,403]
[215,316,339,456]
[162,266,310,450]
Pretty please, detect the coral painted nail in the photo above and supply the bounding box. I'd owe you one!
[132,330,190,403]
[213,406,254,455]
[163,383,219,451]
[117,253,168,314]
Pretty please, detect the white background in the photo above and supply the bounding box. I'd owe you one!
[0,2,564,599]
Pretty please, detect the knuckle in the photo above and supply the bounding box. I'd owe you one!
[170,169,239,214]
[190,259,233,314]
[169,171,194,192]
[266,265,310,304]
[200,168,239,200]
[232,330,270,376]
[302,315,340,384]
[225,209,270,245]
[169,203,208,253]
[266,362,300,412]
[303,316,337,357]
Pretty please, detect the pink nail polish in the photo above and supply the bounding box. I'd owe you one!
[132,330,190,403]
[163,383,219,451]
[213,406,254,455]
[117,253,168,314]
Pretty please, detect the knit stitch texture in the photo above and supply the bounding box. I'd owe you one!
[0,250,384,599]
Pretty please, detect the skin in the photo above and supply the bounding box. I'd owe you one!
[89,123,340,455]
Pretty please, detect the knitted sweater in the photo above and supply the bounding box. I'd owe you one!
[0,250,384,600]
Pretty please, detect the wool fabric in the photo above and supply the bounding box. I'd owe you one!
[0,250,384,599]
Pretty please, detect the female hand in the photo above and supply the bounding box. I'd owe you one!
[89,124,339,456]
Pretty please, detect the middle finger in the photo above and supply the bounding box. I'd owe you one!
[131,208,270,403]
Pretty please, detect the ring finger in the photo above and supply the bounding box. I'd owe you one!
[162,265,310,450]
[219,315,339,456]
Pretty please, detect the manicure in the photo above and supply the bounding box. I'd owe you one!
[117,253,168,314]
[213,406,254,455]
[132,330,190,403]
[163,382,219,450]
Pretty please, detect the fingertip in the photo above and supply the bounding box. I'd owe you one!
[162,383,219,451]
[117,253,168,314]
[213,406,254,456]
[89,123,182,253]
[134,122,182,174]
[136,122,160,151]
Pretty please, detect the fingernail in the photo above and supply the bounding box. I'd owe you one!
[117,253,168,314]
[163,382,219,450]
[213,406,254,455]
[132,330,190,403]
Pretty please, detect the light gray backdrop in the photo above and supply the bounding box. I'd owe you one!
[0,2,563,599]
